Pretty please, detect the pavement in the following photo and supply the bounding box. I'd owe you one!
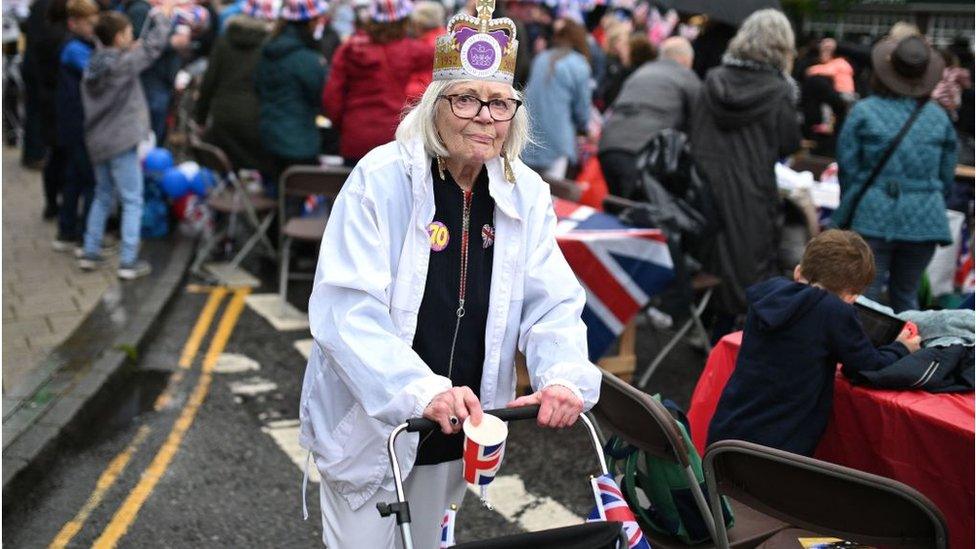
[1,145,196,495]
[1,146,117,394]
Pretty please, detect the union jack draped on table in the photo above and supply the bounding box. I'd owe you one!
[553,199,675,361]
[587,474,651,549]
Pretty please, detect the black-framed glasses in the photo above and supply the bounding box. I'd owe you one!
[439,94,523,122]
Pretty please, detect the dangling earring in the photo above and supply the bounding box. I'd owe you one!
[502,153,516,183]
[436,156,447,180]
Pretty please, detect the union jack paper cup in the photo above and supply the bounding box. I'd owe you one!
[462,415,508,485]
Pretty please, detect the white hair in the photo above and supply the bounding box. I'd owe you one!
[395,79,533,161]
[726,9,795,72]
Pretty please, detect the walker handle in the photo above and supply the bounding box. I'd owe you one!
[404,405,541,433]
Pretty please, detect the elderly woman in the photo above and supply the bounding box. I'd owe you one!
[299,1,601,547]
[690,9,801,337]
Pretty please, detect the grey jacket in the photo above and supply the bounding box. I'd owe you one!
[82,11,172,163]
[599,59,701,154]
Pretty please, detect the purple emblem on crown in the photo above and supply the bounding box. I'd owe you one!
[466,41,497,71]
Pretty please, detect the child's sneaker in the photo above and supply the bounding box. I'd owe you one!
[117,259,151,280]
[52,238,77,252]
[78,253,105,271]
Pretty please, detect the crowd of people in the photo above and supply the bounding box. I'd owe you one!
[15,0,973,299]
[9,0,973,544]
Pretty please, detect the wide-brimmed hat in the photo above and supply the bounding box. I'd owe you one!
[871,35,944,97]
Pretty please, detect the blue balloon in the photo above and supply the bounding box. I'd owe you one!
[189,169,216,196]
[144,148,174,174]
[160,167,190,199]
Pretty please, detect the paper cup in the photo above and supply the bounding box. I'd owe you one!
[462,415,508,485]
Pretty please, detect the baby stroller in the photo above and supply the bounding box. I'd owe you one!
[378,405,629,549]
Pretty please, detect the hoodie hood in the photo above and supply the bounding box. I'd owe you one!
[225,15,270,49]
[746,277,829,332]
[262,23,315,60]
[84,48,122,91]
[702,63,790,130]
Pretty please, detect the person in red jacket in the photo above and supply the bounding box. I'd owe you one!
[322,0,434,164]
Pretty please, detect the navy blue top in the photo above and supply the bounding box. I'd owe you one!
[707,277,909,456]
[56,35,94,148]
[413,162,495,465]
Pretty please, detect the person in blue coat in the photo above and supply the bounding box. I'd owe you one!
[832,35,957,312]
[254,0,328,183]
[521,17,591,179]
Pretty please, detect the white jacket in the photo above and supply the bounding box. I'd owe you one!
[299,138,601,510]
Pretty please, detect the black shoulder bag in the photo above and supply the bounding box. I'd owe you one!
[835,100,927,230]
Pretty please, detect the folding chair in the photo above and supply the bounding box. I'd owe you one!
[188,138,277,281]
[277,165,349,309]
[703,440,948,549]
[636,271,720,389]
[542,174,583,202]
[600,194,721,389]
[591,369,787,548]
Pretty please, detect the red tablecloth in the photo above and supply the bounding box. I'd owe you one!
[688,332,975,548]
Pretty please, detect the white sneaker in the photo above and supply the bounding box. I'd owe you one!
[117,259,151,280]
[52,239,77,252]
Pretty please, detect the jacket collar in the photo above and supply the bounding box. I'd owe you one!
[399,138,521,222]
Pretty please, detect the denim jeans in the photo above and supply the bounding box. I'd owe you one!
[85,148,143,265]
[58,142,95,241]
[142,77,171,146]
[864,238,937,313]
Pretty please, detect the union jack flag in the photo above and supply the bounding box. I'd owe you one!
[462,439,504,485]
[553,199,674,360]
[587,474,651,549]
[439,505,457,548]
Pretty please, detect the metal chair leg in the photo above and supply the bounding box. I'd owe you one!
[190,228,226,276]
[637,316,696,389]
[279,236,292,316]
[227,212,275,272]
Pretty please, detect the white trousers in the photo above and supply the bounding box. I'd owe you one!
[319,460,467,549]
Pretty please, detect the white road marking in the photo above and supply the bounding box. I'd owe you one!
[262,420,320,483]
[228,377,278,396]
[204,262,261,287]
[213,353,261,374]
[293,339,314,360]
[467,474,582,531]
[245,293,310,331]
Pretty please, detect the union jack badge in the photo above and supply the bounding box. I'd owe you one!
[481,224,494,248]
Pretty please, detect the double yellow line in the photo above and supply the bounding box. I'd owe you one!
[50,286,251,549]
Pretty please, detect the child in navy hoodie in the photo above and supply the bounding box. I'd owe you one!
[52,0,99,252]
[708,230,921,456]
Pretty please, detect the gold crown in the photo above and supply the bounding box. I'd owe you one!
[433,0,519,84]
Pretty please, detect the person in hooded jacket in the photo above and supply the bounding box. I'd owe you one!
[254,0,328,181]
[22,0,68,213]
[708,230,919,456]
[322,0,434,165]
[194,13,272,176]
[690,9,801,336]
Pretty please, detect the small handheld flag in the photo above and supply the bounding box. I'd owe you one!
[439,504,457,548]
[587,474,651,549]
